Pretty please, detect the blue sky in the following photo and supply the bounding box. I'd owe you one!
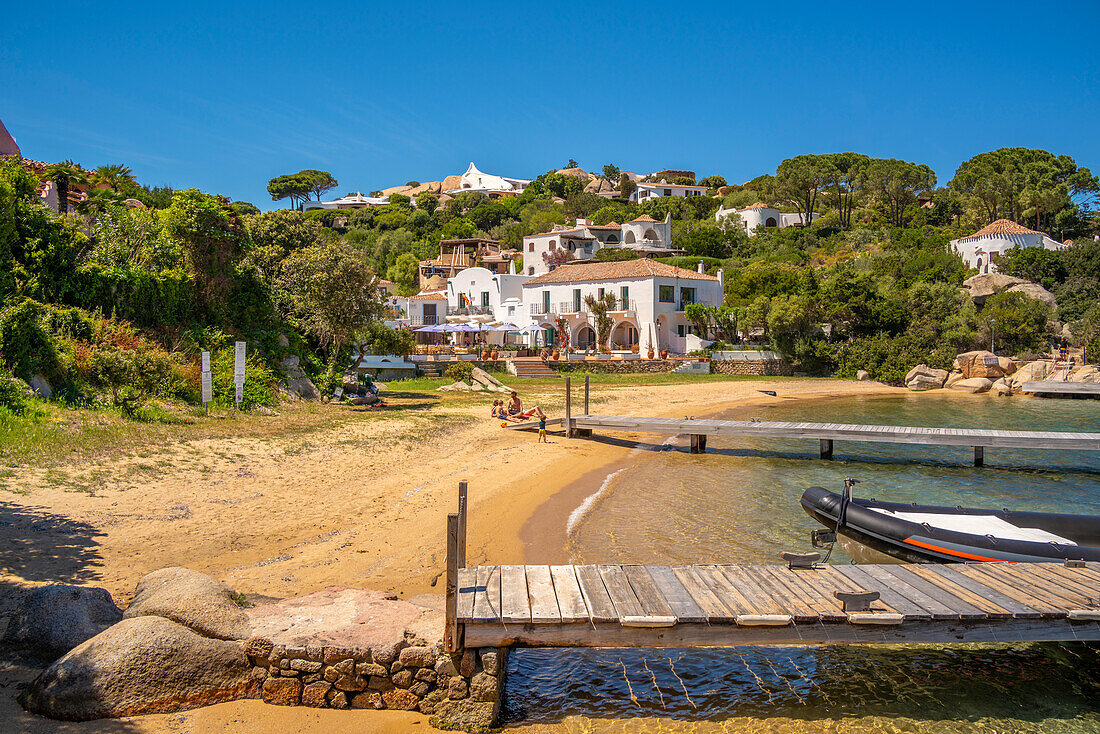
[3,1,1097,210]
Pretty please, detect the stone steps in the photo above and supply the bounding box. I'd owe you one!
[509,360,559,379]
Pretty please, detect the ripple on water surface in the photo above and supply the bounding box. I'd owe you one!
[512,394,1100,732]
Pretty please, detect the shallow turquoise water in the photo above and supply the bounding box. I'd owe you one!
[503,393,1100,732]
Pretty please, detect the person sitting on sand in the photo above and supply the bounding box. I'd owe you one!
[507,391,546,420]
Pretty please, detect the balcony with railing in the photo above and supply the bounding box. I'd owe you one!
[447,305,490,316]
[609,299,638,314]
[558,301,583,315]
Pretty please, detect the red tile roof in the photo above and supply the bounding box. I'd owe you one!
[522,259,718,286]
[628,214,659,223]
[956,219,1043,242]
[744,202,773,210]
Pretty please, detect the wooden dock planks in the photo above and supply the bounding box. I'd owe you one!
[455,562,1100,647]
[569,414,1100,453]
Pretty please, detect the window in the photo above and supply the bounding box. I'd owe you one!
[528,243,534,252]
[528,267,534,275]
[481,291,490,308]
[542,290,550,314]
[680,287,696,306]
[620,286,629,305]
[573,289,582,313]
[597,287,605,299]
[659,285,675,303]
[664,189,672,197]
[423,303,437,324]
[549,240,556,249]
[583,244,591,254]
[677,325,685,338]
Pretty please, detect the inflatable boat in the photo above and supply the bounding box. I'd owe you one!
[800,484,1100,564]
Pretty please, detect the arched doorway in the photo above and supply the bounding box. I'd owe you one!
[611,321,638,349]
[765,217,777,227]
[575,325,596,350]
[624,230,636,244]
[643,228,658,242]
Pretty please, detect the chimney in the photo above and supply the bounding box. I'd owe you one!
[717,268,725,290]
[697,260,705,274]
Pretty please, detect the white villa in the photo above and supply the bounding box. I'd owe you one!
[392,256,724,354]
[444,162,529,198]
[950,219,1067,274]
[522,215,680,276]
[714,202,819,234]
[302,192,390,211]
[522,259,723,354]
[597,178,709,203]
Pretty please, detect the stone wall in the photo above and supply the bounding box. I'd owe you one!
[711,359,793,376]
[544,359,682,374]
[247,637,507,728]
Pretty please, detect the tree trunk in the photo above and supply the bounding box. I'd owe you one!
[56,176,69,214]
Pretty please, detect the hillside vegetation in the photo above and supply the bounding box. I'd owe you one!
[0,148,1098,442]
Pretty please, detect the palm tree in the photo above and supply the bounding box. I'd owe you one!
[77,187,125,215]
[44,160,86,214]
[94,164,135,193]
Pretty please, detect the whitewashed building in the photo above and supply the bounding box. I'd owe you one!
[522,215,679,276]
[444,162,529,198]
[597,178,709,202]
[303,192,390,211]
[444,266,530,327]
[714,202,819,234]
[521,259,723,354]
[950,219,1067,274]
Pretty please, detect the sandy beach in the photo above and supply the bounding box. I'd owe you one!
[0,376,901,732]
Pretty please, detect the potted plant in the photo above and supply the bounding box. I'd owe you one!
[660,349,669,360]
[631,344,639,354]
[552,349,560,360]
[647,346,655,359]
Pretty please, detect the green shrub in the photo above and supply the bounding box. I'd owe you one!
[65,264,194,327]
[89,345,174,417]
[835,333,956,383]
[444,362,473,382]
[0,300,63,382]
[1085,340,1100,365]
[210,348,277,409]
[0,368,34,415]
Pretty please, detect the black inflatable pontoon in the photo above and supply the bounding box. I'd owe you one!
[800,485,1100,564]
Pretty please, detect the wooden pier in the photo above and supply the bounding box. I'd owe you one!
[554,376,1100,465]
[443,481,1100,653]
[1021,381,1100,397]
[455,561,1100,648]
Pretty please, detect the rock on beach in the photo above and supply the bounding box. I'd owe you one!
[123,567,251,641]
[18,616,254,720]
[2,585,122,658]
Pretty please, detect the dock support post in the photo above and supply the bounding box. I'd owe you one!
[584,374,589,416]
[820,439,833,460]
[974,446,984,467]
[457,481,467,568]
[445,513,460,652]
[690,434,706,453]
[565,377,573,438]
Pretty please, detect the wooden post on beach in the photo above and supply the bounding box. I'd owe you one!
[445,512,460,652]
[457,482,467,568]
[565,377,573,438]
[584,375,589,415]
